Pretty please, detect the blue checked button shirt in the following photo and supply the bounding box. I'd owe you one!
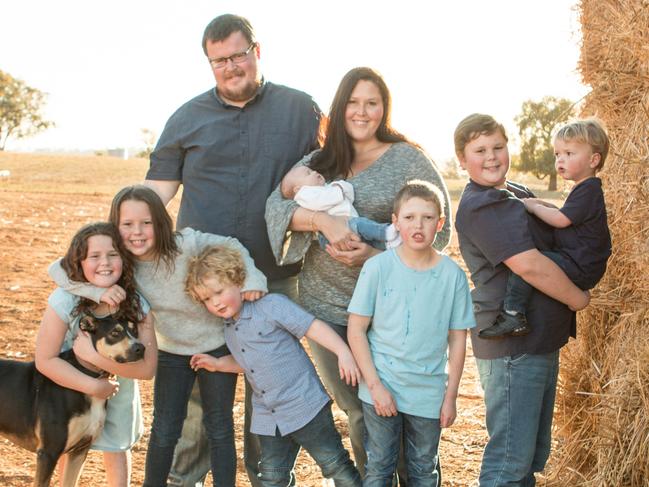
[223,294,330,436]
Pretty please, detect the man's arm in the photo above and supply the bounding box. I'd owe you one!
[143,179,181,207]
[504,249,589,310]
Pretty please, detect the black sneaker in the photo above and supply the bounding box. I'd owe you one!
[478,312,531,339]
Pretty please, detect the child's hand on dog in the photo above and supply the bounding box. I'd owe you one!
[93,376,119,400]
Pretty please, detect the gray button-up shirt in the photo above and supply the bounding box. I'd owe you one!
[147,80,321,280]
[223,294,330,436]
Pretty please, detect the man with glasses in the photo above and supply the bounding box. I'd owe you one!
[145,13,321,487]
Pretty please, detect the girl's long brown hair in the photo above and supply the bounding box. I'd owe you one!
[309,67,412,181]
[61,222,143,323]
[109,185,180,273]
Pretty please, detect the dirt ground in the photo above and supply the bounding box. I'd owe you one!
[0,156,491,486]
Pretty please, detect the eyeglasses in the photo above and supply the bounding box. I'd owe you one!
[208,43,256,69]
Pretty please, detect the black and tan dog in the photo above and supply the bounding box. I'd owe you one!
[0,315,145,487]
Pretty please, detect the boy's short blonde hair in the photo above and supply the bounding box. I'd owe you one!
[454,113,508,158]
[392,180,446,219]
[185,245,246,302]
[554,118,609,171]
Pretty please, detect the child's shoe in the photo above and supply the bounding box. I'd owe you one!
[478,311,531,339]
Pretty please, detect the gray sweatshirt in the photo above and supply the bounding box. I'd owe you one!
[49,228,267,355]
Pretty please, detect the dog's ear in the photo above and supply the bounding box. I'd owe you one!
[79,316,97,333]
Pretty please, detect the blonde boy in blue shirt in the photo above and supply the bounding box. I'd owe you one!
[347,181,475,487]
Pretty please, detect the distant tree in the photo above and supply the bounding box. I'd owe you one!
[137,128,157,158]
[514,96,576,190]
[442,157,462,179]
[0,70,54,151]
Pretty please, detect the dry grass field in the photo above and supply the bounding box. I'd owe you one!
[0,151,562,486]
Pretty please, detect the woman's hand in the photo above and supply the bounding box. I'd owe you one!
[325,240,380,267]
[99,285,126,307]
[317,213,360,251]
[73,331,100,365]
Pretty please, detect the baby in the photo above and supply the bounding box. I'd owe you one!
[281,165,400,250]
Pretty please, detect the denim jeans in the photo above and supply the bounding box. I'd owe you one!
[476,351,560,487]
[165,276,298,487]
[143,345,238,487]
[362,402,441,487]
[307,322,367,476]
[318,216,388,251]
[504,251,572,315]
[168,381,210,487]
[257,403,361,487]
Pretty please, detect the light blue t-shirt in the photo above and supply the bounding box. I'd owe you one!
[48,288,150,451]
[348,250,475,419]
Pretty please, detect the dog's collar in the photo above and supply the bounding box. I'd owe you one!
[74,362,107,379]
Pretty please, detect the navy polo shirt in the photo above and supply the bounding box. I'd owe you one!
[147,80,321,280]
[455,180,576,359]
[556,177,611,290]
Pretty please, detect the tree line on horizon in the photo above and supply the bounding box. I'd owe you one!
[1,69,574,190]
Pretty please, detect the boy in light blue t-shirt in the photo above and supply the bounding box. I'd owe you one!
[347,180,475,487]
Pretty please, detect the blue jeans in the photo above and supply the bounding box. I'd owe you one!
[307,323,367,476]
[257,403,361,487]
[362,402,441,487]
[168,382,209,487]
[143,345,238,487]
[318,216,389,250]
[167,276,299,487]
[476,351,560,487]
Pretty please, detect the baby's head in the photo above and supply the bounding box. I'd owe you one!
[280,165,326,199]
[186,245,246,319]
[553,118,609,175]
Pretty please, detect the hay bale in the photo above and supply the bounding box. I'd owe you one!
[548,1,649,485]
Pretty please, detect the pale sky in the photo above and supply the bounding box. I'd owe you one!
[2,0,586,165]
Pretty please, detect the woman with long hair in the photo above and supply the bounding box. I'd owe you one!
[265,67,451,476]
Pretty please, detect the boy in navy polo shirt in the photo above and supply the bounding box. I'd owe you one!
[479,118,612,339]
[454,113,590,485]
[185,245,361,487]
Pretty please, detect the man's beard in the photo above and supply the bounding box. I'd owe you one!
[219,69,261,103]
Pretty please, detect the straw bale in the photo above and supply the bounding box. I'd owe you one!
[547,0,649,485]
